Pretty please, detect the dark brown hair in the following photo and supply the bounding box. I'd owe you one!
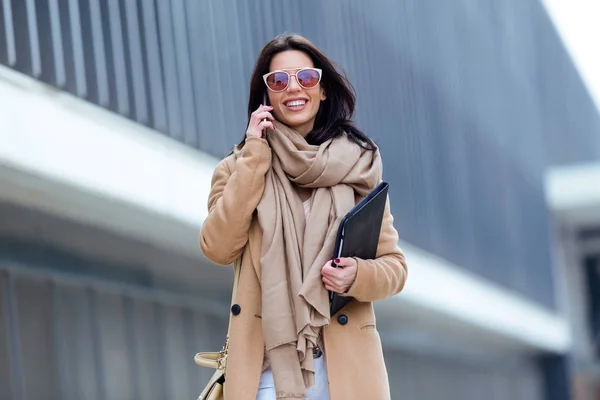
[237,33,376,150]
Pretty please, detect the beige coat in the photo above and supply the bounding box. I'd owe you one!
[200,137,408,399]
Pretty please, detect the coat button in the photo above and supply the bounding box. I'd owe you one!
[231,304,241,315]
[337,314,348,325]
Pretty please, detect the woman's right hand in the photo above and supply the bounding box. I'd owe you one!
[246,105,275,139]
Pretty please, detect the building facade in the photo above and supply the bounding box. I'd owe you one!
[1,1,599,399]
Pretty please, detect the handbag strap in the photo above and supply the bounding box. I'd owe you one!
[194,259,241,371]
[217,258,241,370]
[227,258,241,333]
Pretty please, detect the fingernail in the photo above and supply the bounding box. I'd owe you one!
[334,258,340,264]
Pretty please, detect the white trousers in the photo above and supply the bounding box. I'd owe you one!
[256,355,330,400]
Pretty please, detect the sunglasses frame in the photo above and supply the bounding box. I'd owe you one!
[262,68,323,92]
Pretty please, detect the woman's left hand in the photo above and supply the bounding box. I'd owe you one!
[321,257,357,293]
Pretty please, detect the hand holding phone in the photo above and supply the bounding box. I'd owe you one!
[245,93,274,139]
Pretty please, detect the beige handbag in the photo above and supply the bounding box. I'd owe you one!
[194,260,240,400]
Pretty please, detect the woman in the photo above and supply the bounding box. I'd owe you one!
[200,34,408,400]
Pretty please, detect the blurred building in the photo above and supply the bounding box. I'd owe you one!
[0,1,599,399]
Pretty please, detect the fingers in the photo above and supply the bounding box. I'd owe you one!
[251,105,274,119]
[321,262,337,275]
[251,104,271,113]
[321,263,347,281]
[321,257,357,293]
[246,105,275,139]
[322,276,342,287]
[253,110,275,121]
[258,120,275,131]
[322,276,343,293]
[323,274,351,293]
[332,257,355,267]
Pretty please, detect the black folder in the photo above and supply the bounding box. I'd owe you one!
[329,181,389,316]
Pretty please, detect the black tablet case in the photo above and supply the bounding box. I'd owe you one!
[329,182,389,316]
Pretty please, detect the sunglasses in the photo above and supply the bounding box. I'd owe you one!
[262,68,322,92]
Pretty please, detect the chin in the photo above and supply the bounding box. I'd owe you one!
[285,115,313,127]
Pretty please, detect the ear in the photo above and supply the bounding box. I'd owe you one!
[320,88,327,101]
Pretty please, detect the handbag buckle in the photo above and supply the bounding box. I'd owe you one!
[216,336,230,370]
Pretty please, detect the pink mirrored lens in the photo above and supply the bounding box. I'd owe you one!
[266,72,289,91]
[297,69,320,88]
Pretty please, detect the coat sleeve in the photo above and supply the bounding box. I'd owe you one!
[199,138,271,265]
[342,197,408,302]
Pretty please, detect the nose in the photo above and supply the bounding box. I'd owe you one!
[286,74,301,92]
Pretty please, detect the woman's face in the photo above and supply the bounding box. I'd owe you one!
[267,50,326,137]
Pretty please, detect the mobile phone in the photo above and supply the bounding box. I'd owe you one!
[262,93,269,136]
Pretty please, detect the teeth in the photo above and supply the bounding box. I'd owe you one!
[286,100,306,107]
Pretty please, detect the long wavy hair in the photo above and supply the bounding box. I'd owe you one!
[236,33,376,151]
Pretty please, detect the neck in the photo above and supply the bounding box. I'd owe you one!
[290,121,314,137]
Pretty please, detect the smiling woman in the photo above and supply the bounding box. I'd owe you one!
[262,52,325,136]
[238,34,377,150]
[198,33,408,400]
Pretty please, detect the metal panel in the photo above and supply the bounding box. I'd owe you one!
[215,0,250,151]
[184,0,213,152]
[129,300,167,400]
[14,278,60,399]
[2,272,24,400]
[385,349,544,400]
[170,0,197,147]
[48,0,66,86]
[0,265,227,400]
[31,0,53,82]
[106,0,130,115]
[55,286,100,400]
[52,283,70,400]
[0,0,16,65]
[77,0,99,103]
[88,0,110,107]
[162,305,193,399]
[156,0,183,141]
[140,0,168,132]
[0,272,16,399]
[202,0,234,155]
[63,0,87,96]
[95,291,135,400]
[532,8,600,165]
[24,0,40,77]
[10,0,32,73]
[123,0,148,124]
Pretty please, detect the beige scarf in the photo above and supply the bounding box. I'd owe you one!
[252,120,381,398]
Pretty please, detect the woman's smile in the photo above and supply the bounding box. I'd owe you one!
[283,97,309,111]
